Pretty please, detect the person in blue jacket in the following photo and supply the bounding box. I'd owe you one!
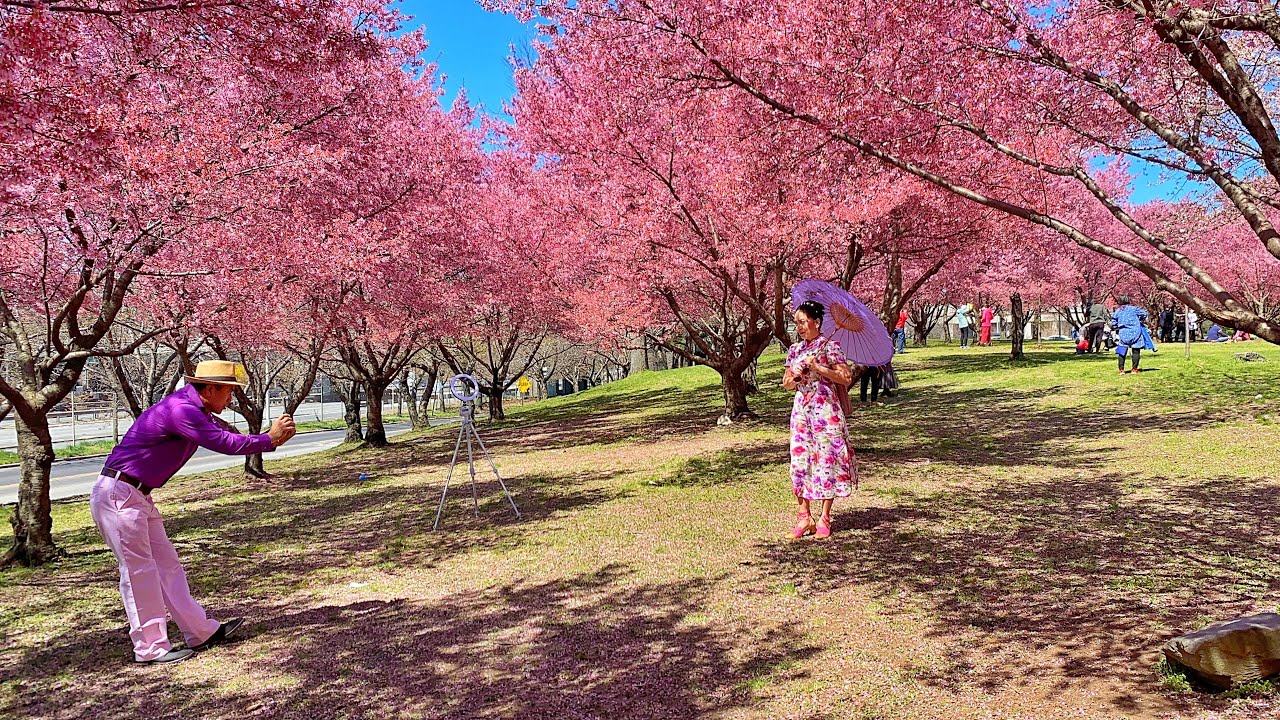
[1140,323,1158,352]
[1111,295,1149,374]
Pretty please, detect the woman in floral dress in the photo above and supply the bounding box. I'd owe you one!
[783,301,857,539]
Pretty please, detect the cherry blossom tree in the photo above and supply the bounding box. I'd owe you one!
[494,0,1280,345]
[507,31,843,420]
[0,0,458,566]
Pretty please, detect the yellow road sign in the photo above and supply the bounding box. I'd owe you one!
[517,376,532,393]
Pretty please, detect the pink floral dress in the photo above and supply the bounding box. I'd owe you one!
[787,336,857,500]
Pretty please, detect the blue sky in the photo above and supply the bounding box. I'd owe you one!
[398,0,536,119]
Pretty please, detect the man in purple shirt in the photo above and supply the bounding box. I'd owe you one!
[89,360,297,664]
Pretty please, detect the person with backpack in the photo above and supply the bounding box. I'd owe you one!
[1084,299,1109,353]
[783,300,857,541]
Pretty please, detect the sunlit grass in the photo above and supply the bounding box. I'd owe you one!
[2,338,1279,718]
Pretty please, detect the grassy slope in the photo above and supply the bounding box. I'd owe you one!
[1,340,1278,719]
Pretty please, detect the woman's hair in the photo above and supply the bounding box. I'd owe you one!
[1117,294,1131,305]
[796,300,825,324]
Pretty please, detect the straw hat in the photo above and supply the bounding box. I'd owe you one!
[184,360,249,388]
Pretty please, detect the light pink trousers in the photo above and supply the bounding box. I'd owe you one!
[89,475,220,661]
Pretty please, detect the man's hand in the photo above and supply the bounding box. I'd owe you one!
[269,414,297,447]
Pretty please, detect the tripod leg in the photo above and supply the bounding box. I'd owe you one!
[432,421,467,531]
[466,419,479,516]
[471,426,521,519]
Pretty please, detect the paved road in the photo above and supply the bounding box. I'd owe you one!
[0,400,425,451]
[0,421,447,504]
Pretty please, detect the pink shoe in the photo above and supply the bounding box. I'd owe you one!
[814,514,832,539]
[789,511,815,540]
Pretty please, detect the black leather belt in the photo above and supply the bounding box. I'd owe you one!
[102,467,152,495]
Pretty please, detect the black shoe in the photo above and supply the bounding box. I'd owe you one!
[192,618,244,651]
[136,648,194,664]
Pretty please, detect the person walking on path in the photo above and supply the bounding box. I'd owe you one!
[1111,296,1149,374]
[783,301,856,541]
[956,303,974,348]
[979,305,994,346]
[89,360,298,664]
[892,308,908,354]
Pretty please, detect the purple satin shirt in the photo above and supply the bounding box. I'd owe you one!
[103,384,274,489]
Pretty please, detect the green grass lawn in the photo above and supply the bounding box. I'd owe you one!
[293,414,410,433]
[1,340,1277,719]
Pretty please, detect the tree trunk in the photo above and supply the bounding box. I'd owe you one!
[880,251,904,329]
[418,391,433,423]
[2,413,59,567]
[337,380,363,444]
[365,382,389,447]
[718,368,757,423]
[415,365,438,429]
[240,409,268,478]
[1009,293,1027,360]
[108,354,147,419]
[244,452,266,477]
[486,385,506,422]
[400,370,422,429]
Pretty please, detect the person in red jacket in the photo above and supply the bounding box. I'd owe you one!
[893,308,908,354]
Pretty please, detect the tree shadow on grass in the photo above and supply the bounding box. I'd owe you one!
[847,385,1215,471]
[497,388,726,454]
[157,463,636,596]
[4,565,818,720]
[903,347,1086,374]
[752,473,1280,712]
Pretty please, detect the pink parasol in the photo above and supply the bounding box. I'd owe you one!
[791,279,894,367]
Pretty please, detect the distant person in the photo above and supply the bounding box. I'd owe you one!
[1187,309,1200,341]
[858,364,883,404]
[979,305,994,346]
[1159,306,1175,343]
[893,308,908,354]
[783,301,856,541]
[1206,323,1224,342]
[1232,329,1253,342]
[90,360,297,664]
[1084,299,1109,354]
[956,303,974,348]
[1111,296,1149,374]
